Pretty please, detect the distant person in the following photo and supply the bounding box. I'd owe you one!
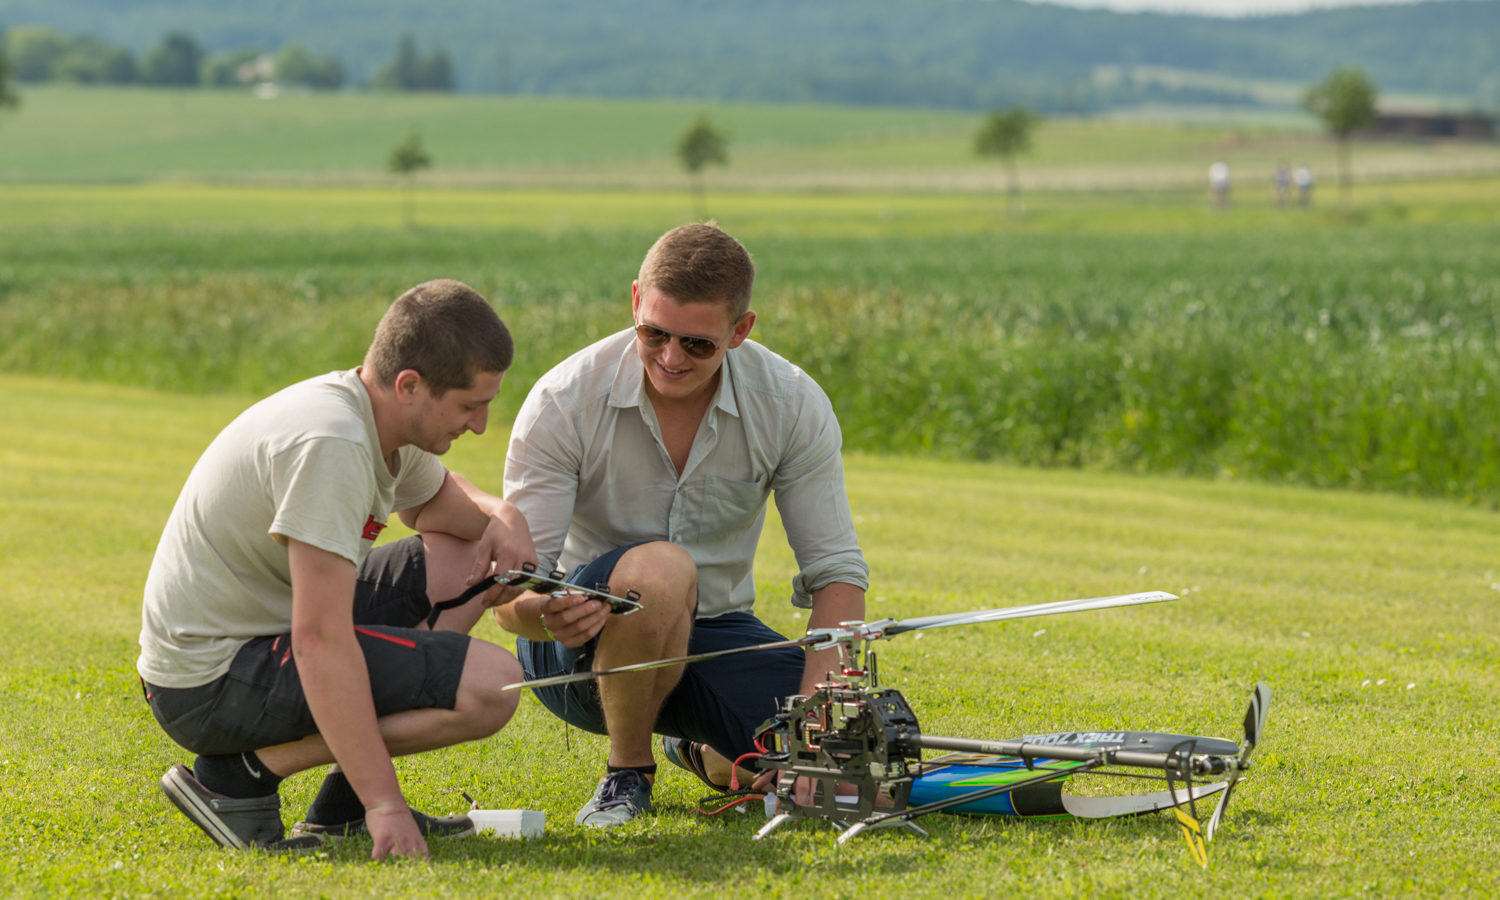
[1209,161,1231,209]
[1273,162,1291,207]
[139,280,533,859]
[495,222,869,828]
[1294,164,1314,206]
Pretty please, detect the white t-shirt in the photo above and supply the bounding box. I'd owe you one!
[137,370,446,688]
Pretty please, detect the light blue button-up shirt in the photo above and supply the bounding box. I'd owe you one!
[504,328,868,618]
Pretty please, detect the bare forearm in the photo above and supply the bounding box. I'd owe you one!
[296,630,405,812]
[800,582,866,694]
[492,590,551,641]
[402,473,489,539]
[402,473,536,590]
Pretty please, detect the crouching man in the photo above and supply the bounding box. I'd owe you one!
[137,280,533,859]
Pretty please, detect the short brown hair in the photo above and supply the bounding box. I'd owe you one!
[363,279,513,396]
[637,222,755,318]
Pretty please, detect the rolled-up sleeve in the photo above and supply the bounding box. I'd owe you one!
[504,388,581,574]
[772,370,869,608]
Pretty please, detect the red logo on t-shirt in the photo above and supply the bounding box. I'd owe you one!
[362,515,387,541]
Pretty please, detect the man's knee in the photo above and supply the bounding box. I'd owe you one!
[420,532,504,633]
[454,640,523,737]
[611,541,697,609]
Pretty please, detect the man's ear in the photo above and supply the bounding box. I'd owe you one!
[631,281,641,318]
[393,369,424,401]
[726,310,756,349]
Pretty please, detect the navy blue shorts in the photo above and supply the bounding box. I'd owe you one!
[516,546,805,761]
[144,536,470,757]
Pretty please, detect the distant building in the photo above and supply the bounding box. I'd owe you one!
[1362,111,1496,141]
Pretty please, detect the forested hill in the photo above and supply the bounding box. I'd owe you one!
[3,0,1497,112]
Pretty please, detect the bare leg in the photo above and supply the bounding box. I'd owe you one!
[591,542,697,768]
[254,635,521,777]
[698,746,759,788]
[419,532,508,634]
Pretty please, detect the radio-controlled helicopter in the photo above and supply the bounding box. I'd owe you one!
[477,567,1270,866]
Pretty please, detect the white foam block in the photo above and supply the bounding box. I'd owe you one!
[470,809,546,838]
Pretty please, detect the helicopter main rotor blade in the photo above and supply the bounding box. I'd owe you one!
[500,590,1176,692]
[884,590,1177,637]
[499,633,826,692]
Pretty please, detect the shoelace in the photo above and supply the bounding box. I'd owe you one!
[596,771,646,809]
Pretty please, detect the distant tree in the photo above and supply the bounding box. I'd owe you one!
[202,49,266,87]
[5,27,136,84]
[1303,67,1378,204]
[374,34,420,90]
[6,26,71,82]
[388,128,432,228]
[373,34,453,91]
[0,37,18,114]
[676,115,729,219]
[974,106,1038,213]
[141,32,205,86]
[416,48,454,91]
[275,43,345,89]
[55,40,137,84]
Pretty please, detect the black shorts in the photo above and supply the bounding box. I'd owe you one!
[515,545,805,761]
[144,536,470,757]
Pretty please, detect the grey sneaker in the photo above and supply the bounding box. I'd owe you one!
[160,764,322,851]
[290,808,476,841]
[574,770,653,828]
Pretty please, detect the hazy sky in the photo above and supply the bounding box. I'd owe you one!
[1032,0,1424,15]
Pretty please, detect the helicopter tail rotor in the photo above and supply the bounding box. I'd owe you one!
[1204,681,1271,841]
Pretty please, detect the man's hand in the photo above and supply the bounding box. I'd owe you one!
[404,473,537,608]
[469,514,535,608]
[536,591,610,647]
[491,588,609,644]
[365,803,428,861]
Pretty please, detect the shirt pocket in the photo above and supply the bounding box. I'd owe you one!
[682,474,767,545]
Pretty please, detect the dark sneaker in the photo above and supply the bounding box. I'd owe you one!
[160,765,322,851]
[574,770,653,828]
[290,808,476,841]
[660,736,731,792]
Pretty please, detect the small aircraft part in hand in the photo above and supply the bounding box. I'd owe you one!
[499,561,644,615]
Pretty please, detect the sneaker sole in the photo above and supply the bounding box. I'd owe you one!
[575,806,651,828]
[660,737,732,793]
[160,765,248,849]
[289,811,477,841]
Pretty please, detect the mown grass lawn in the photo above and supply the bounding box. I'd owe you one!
[1,375,1495,898]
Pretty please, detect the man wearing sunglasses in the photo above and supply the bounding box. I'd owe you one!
[497,222,868,827]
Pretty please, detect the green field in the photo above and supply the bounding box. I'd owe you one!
[3,180,1499,501]
[2,376,1496,898]
[1,87,1498,897]
[5,85,1500,190]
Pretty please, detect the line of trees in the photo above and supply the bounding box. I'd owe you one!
[1,38,18,113]
[0,26,453,92]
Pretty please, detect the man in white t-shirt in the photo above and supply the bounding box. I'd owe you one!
[497,224,869,828]
[139,279,533,860]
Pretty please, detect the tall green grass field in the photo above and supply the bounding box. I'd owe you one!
[0,87,1497,897]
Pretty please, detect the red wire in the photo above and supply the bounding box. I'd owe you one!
[697,793,762,816]
[690,748,770,816]
[729,750,763,791]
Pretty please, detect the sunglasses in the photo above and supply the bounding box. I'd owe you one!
[633,322,725,360]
